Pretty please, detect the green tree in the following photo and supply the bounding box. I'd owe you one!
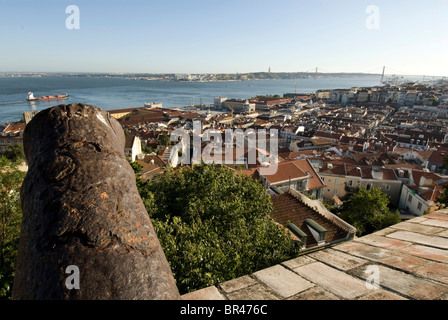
[0,156,26,299]
[430,97,440,106]
[338,186,401,236]
[134,164,299,294]
[2,143,24,163]
[142,145,155,154]
[159,133,170,147]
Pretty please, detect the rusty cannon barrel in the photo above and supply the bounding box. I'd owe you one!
[13,103,180,300]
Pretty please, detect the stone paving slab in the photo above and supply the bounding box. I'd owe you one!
[387,230,448,250]
[226,283,280,300]
[219,275,258,294]
[420,218,448,229]
[399,244,448,264]
[289,286,340,300]
[253,265,314,298]
[390,221,446,235]
[293,261,370,300]
[307,248,368,271]
[349,264,448,300]
[281,255,316,270]
[413,261,448,285]
[371,227,397,236]
[333,241,396,262]
[354,233,412,249]
[406,216,429,223]
[425,212,448,221]
[182,285,226,300]
[380,251,430,272]
[437,229,448,238]
[356,289,408,300]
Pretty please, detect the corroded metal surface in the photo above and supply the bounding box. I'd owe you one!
[13,103,180,300]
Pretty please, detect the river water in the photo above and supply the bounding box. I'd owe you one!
[0,75,388,123]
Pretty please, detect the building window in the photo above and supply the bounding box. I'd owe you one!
[347,180,353,187]
[335,178,340,185]
[417,202,422,211]
[408,195,412,203]
[385,185,390,190]
[334,189,338,195]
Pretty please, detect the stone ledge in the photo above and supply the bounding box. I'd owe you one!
[182,211,448,300]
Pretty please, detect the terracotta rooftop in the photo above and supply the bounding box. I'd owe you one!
[259,161,308,184]
[270,193,349,248]
[259,159,325,190]
[118,109,167,125]
[427,150,447,164]
[141,154,167,167]
[135,160,164,180]
[278,150,316,161]
[2,123,26,134]
[182,210,448,300]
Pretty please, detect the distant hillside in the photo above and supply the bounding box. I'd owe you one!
[210,72,381,81]
[0,71,382,81]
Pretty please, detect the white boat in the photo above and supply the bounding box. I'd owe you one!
[144,102,162,108]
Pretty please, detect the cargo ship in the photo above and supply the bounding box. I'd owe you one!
[27,92,69,101]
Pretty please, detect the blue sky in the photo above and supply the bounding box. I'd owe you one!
[1,0,447,76]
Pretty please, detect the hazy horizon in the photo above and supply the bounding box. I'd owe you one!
[3,71,446,79]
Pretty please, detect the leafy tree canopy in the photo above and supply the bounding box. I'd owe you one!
[132,163,299,294]
[337,186,401,236]
[2,144,24,163]
[0,156,26,299]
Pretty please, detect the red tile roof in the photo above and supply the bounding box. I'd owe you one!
[2,123,26,134]
[270,193,348,248]
[427,150,447,164]
[258,159,325,190]
[261,161,308,184]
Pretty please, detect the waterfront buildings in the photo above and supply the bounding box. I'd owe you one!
[4,80,448,219]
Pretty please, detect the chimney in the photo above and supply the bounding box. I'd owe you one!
[420,175,432,186]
